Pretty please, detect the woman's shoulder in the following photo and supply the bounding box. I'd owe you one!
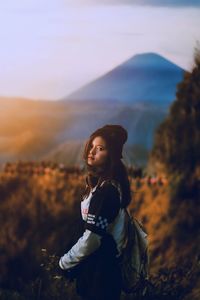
[100,179,121,192]
[98,179,122,201]
[89,180,122,221]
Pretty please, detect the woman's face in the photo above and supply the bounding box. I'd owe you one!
[87,136,109,167]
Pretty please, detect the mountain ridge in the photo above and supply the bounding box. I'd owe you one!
[64,52,185,105]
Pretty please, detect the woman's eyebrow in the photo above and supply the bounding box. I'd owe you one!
[91,143,106,147]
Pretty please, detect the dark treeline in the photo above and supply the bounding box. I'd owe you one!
[150,47,200,243]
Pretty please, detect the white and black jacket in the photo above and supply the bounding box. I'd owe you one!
[59,180,126,270]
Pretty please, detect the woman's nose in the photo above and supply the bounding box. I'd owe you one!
[90,147,95,155]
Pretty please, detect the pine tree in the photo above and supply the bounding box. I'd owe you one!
[151,47,200,175]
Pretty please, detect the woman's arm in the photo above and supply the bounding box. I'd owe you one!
[59,182,121,270]
[59,229,101,270]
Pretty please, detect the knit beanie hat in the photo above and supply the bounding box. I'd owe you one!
[89,124,128,160]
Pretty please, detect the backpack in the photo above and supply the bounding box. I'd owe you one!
[120,208,149,294]
[100,179,149,294]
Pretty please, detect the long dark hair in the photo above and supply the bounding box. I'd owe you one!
[82,136,132,208]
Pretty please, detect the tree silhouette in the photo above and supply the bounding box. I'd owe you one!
[151,46,200,175]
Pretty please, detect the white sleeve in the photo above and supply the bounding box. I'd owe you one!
[59,229,101,270]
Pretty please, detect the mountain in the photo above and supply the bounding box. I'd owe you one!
[0,53,185,166]
[65,53,184,106]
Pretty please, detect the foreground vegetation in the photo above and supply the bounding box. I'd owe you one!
[0,164,199,300]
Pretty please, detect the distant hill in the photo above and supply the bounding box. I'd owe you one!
[0,53,185,166]
[65,53,184,106]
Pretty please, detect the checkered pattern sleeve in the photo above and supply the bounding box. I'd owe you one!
[85,183,121,236]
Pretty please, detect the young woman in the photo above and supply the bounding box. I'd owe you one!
[59,124,132,300]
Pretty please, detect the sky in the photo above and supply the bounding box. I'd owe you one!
[0,0,200,100]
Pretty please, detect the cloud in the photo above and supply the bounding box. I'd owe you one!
[93,0,200,7]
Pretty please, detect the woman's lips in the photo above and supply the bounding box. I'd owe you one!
[88,156,94,160]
